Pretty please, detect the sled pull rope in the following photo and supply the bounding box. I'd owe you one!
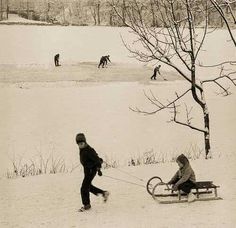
[104,161,145,182]
[103,174,146,188]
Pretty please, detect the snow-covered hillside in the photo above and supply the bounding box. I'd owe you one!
[1,156,236,228]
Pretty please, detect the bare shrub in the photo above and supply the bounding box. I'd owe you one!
[129,144,203,166]
[5,153,77,179]
[103,155,119,169]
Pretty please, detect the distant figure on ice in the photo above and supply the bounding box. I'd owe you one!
[54,53,60,67]
[98,55,111,68]
[167,154,196,202]
[131,159,136,166]
[150,65,161,80]
[76,133,109,212]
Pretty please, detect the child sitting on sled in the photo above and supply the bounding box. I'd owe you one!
[167,154,196,202]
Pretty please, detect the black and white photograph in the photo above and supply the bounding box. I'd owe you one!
[0,0,236,227]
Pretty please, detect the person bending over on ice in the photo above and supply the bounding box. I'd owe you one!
[98,55,111,68]
[150,65,161,80]
[54,53,60,67]
[76,133,109,212]
[167,154,196,202]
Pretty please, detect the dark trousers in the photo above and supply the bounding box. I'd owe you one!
[173,178,196,194]
[81,167,104,206]
[98,60,105,68]
[54,58,59,66]
[151,73,157,80]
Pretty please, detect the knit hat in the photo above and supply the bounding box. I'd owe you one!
[176,154,189,166]
[76,133,86,144]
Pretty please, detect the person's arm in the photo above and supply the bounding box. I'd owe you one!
[88,148,103,168]
[174,166,192,187]
[168,171,179,185]
[89,148,103,176]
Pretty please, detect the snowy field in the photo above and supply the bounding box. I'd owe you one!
[0,23,236,228]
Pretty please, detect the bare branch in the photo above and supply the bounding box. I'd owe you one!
[199,60,236,68]
[129,88,191,115]
[171,103,207,133]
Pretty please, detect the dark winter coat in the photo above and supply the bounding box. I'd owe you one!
[79,144,103,169]
[100,56,110,63]
[154,65,161,74]
[54,54,59,61]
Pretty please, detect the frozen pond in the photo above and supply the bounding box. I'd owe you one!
[0,25,235,68]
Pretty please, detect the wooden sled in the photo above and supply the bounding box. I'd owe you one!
[146,176,223,204]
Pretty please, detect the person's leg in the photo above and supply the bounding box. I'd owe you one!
[178,180,196,194]
[88,168,105,195]
[98,61,102,68]
[81,168,95,206]
[90,185,104,195]
[89,168,109,202]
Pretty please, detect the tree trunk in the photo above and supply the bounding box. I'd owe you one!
[46,2,50,22]
[201,89,211,158]
[6,0,9,19]
[109,11,113,26]
[150,0,156,27]
[62,4,66,25]
[92,7,97,25]
[27,0,29,19]
[0,0,2,21]
[122,0,126,26]
[191,86,211,158]
[203,108,211,158]
[208,10,211,26]
[191,62,211,159]
[97,3,100,25]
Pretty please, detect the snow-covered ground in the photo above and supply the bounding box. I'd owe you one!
[0,24,236,227]
[1,155,236,228]
[0,14,50,25]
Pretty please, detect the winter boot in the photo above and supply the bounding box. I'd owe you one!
[187,192,196,203]
[78,204,91,212]
[102,191,110,203]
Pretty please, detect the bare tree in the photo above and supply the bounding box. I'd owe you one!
[87,0,102,25]
[111,0,236,158]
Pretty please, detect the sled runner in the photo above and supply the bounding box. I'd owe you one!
[146,176,223,204]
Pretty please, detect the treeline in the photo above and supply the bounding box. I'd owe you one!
[1,0,236,27]
[1,0,123,25]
